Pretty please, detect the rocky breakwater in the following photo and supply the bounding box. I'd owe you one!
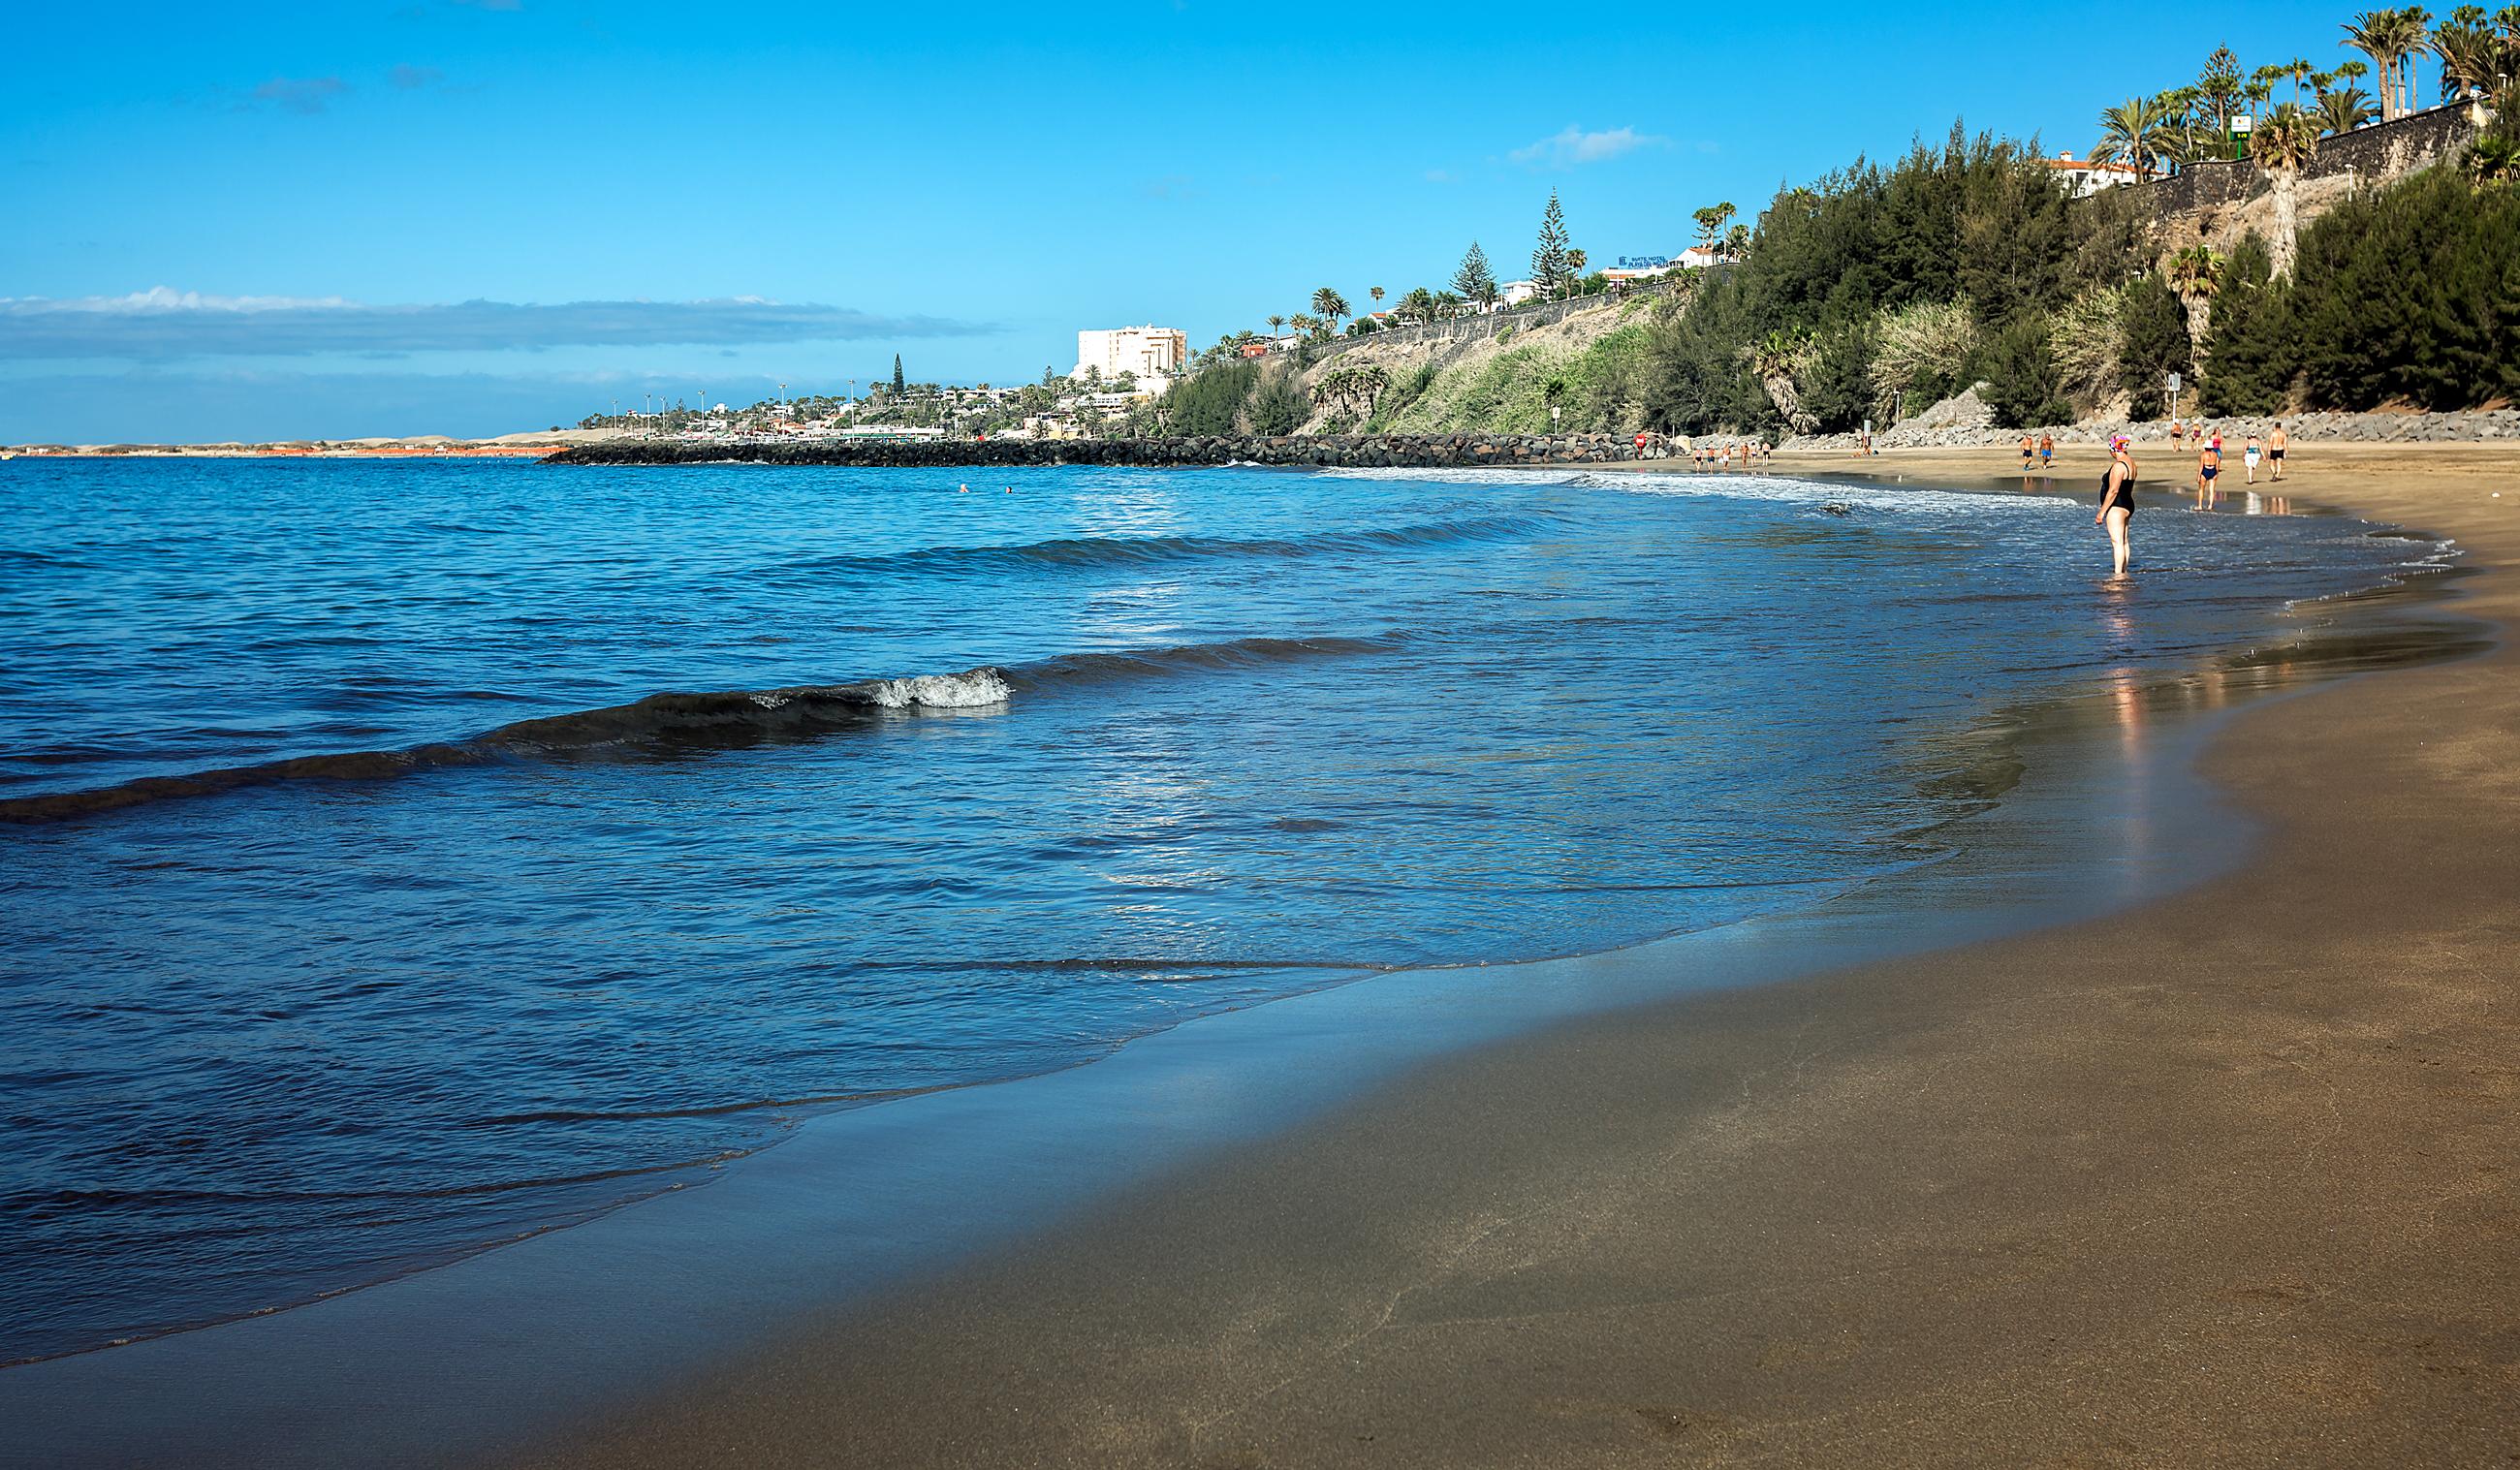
[1780,405,2520,454]
[546,432,1663,470]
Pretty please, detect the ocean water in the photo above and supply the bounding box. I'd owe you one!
[0,456,2436,1363]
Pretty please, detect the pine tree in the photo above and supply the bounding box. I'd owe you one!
[892,355,905,393]
[2199,235,2297,415]
[1532,192,1571,297]
[2117,275,2191,420]
[1451,241,1496,306]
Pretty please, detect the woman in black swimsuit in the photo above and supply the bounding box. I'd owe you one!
[2096,438,2136,576]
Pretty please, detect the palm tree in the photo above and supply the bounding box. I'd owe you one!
[2165,246,2225,369]
[2391,7,2437,116]
[1739,330,1815,434]
[2317,85,2379,133]
[1369,286,1385,312]
[2096,95,2175,177]
[2344,10,2406,117]
[2256,109,2322,277]
[1723,222,1751,258]
[1692,203,1736,252]
[2471,131,2520,182]
[1266,313,1286,341]
[1564,248,1588,283]
[1310,287,1348,333]
[2433,8,2505,120]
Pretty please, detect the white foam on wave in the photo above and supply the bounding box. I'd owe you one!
[865,669,1014,709]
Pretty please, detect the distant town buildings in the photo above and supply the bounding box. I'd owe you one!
[1075,326,1185,386]
[1499,280,1541,306]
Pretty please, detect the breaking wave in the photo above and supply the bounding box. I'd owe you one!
[0,636,1400,826]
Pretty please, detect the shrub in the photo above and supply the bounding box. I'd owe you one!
[2048,283,2126,409]
[1866,298,1977,420]
[1166,361,1257,435]
[1246,369,1310,435]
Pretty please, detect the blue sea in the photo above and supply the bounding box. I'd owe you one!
[0,455,2437,1364]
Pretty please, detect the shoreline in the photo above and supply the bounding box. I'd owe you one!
[502,447,2520,1466]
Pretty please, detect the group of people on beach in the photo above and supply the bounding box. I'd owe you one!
[2084,422,2299,576]
[2180,422,2288,497]
[2025,424,2290,490]
[1683,438,1768,470]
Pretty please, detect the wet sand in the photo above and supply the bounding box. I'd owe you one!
[507,445,2520,1466]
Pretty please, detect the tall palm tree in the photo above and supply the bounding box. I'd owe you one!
[2344,10,2405,117]
[1692,202,1737,252]
[1564,248,1588,281]
[2391,7,2437,116]
[2287,56,2318,106]
[2164,246,2226,369]
[1266,313,1286,340]
[1310,287,1348,334]
[2256,109,2322,277]
[2096,95,2175,177]
[1369,286,1385,311]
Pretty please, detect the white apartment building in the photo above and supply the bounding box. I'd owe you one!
[2044,151,2145,198]
[1075,326,1186,386]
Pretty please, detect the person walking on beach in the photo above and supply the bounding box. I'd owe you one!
[2196,437,2221,501]
[2020,433,2035,471]
[2039,432,2055,469]
[2270,422,2288,481]
[2097,435,2138,576]
[2243,431,2262,484]
[2171,420,2185,451]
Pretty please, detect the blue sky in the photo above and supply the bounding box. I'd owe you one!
[4,0,2366,441]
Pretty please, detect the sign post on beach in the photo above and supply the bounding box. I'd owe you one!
[2167,370,2182,421]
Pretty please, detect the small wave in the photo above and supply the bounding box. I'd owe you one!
[0,670,1009,825]
[779,513,1556,579]
[0,638,1398,826]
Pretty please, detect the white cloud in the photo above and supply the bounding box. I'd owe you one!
[1508,125,1668,168]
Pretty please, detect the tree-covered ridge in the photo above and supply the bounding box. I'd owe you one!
[1633,97,2516,436]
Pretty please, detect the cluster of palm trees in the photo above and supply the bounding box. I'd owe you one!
[2098,8,2519,181]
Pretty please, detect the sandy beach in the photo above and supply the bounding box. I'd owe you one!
[501,443,2520,1468]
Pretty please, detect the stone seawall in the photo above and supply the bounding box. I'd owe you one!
[2138,103,2478,243]
[548,432,1667,470]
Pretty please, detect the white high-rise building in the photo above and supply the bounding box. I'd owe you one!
[1074,326,1185,387]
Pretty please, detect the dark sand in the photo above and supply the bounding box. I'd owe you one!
[508,446,2520,1468]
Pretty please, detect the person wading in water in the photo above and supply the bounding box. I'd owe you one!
[2097,435,2138,576]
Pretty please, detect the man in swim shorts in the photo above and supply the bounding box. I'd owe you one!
[2270,422,2288,480]
[2020,434,2035,470]
[2038,432,2055,467]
